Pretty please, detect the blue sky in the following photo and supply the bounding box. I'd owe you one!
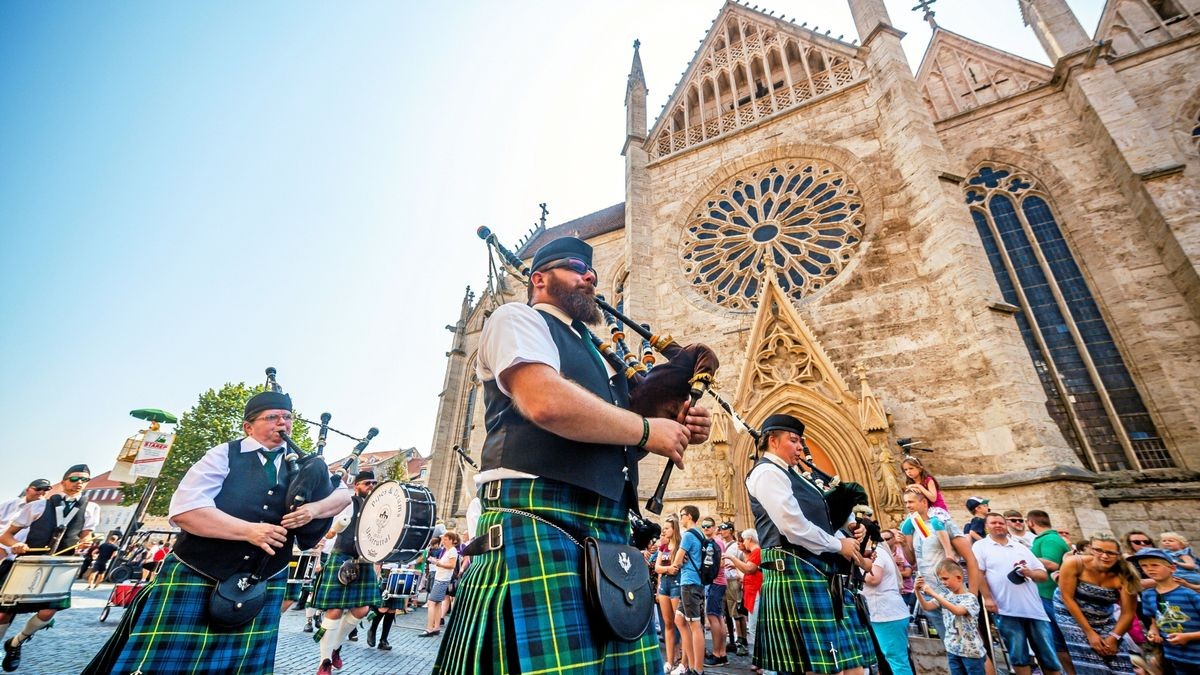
[0,0,1103,499]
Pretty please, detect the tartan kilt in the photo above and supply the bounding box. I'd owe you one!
[80,556,286,675]
[434,478,661,675]
[310,551,378,610]
[753,549,875,674]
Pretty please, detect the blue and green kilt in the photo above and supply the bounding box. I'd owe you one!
[754,548,875,674]
[80,556,286,675]
[310,551,378,610]
[434,478,661,675]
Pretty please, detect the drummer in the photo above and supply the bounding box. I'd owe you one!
[0,480,51,560]
[312,470,379,675]
[0,464,99,672]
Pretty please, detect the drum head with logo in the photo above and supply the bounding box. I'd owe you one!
[356,480,437,564]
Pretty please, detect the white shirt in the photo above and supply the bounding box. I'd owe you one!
[433,547,459,582]
[1009,529,1034,548]
[0,497,38,547]
[861,545,911,623]
[972,535,1048,620]
[744,453,843,556]
[13,497,100,536]
[473,302,616,487]
[168,436,349,525]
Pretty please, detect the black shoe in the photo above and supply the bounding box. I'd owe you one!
[347,629,358,642]
[703,654,728,666]
[377,639,392,651]
[367,629,376,648]
[2,639,21,673]
[303,619,314,633]
[419,630,440,638]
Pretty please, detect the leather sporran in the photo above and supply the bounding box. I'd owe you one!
[208,572,267,630]
[581,537,653,642]
[337,559,360,586]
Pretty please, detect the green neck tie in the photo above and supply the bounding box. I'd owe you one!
[572,320,606,372]
[259,449,282,485]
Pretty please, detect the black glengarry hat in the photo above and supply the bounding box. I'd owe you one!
[531,237,592,272]
[244,391,293,421]
[354,470,376,483]
[63,464,91,479]
[758,413,805,447]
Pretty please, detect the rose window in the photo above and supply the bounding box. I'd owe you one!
[681,161,865,311]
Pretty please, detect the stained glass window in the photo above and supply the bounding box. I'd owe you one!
[681,160,865,311]
[965,163,1173,471]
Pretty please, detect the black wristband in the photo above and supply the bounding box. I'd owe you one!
[636,417,650,448]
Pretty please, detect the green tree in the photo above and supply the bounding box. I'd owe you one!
[122,382,313,515]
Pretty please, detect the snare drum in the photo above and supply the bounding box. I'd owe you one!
[382,568,419,599]
[0,556,84,611]
[356,481,438,565]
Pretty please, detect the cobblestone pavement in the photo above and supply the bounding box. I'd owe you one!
[13,582,752,674]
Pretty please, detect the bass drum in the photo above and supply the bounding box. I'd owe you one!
[356,481,437,565]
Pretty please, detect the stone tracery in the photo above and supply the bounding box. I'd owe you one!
[681,160,865,311]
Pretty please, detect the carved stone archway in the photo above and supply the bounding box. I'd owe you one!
[725,275,906,530]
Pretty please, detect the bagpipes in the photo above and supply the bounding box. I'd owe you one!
[477,227,719,515]
[264,368,380,550]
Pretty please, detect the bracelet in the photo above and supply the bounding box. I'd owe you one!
[636,417,650,448]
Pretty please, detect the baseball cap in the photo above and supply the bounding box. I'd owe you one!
[717,522,734,532]
[966,497,989,511]
[1128,548,1174,565]
[28,479,52,490]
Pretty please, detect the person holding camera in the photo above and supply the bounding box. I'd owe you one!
[973,512,1063,675]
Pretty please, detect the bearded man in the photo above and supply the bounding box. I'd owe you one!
[433,236,711,674]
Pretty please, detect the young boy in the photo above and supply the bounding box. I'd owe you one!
[1130,548,1200,675]
[916,559,987,675]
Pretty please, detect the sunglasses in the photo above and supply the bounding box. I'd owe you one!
[541,258,596,279]
[1129,539,1152,545]
[1007,518,1024,523]
[67,476,91,483]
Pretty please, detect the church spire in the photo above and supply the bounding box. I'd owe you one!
[624,39,647,153]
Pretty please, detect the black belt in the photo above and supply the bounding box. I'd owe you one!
[461,524,504,557]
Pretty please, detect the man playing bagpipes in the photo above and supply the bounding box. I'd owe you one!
[433,236,712,674]
[0,464,99,672]
[746,413,876,675]
[82,390,351,674]
[311,470,379,675]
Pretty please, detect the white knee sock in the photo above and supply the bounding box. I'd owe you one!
[334,612,358,647]
[305,607,316,619]
[318,613,339,662]
[15,616,50,644]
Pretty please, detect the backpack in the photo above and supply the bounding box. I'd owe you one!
[687,527,721,586]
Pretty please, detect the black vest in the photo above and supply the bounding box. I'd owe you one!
[333,495,363,555]
[480,309,637,504]
[748,456,841,569]
[173,439,295,580]
[26,493,90,555]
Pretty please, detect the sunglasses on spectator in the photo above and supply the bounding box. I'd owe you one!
[540,258,596,279]
[1007,518,1024,523]
[1129,539,1151,545]
[702,523,714,528]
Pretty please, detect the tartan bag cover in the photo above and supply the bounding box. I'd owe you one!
[754,548,875,674]
[80,556,286,675]
[434,478,661,674]
[310,551,378,610]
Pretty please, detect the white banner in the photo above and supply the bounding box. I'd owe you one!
[131,432,175,478]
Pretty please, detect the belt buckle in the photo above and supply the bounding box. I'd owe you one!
[770,559,785,572]
[487,523,503,550]
[484,481,501,501]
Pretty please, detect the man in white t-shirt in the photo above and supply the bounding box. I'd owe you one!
[973,512,1061,675]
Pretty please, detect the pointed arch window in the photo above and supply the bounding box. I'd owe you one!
[964,163,1173,471]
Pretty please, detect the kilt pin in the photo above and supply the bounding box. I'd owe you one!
[80,556,287,675]
[433,478,661,674]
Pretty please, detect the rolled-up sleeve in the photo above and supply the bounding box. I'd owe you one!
[746,464,842,555]
[477,303,559,397]
[168,443,230,525]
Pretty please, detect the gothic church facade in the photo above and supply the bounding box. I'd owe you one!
[427,0,1200,540]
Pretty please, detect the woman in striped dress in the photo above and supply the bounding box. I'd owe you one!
[1052,533,1142,675]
